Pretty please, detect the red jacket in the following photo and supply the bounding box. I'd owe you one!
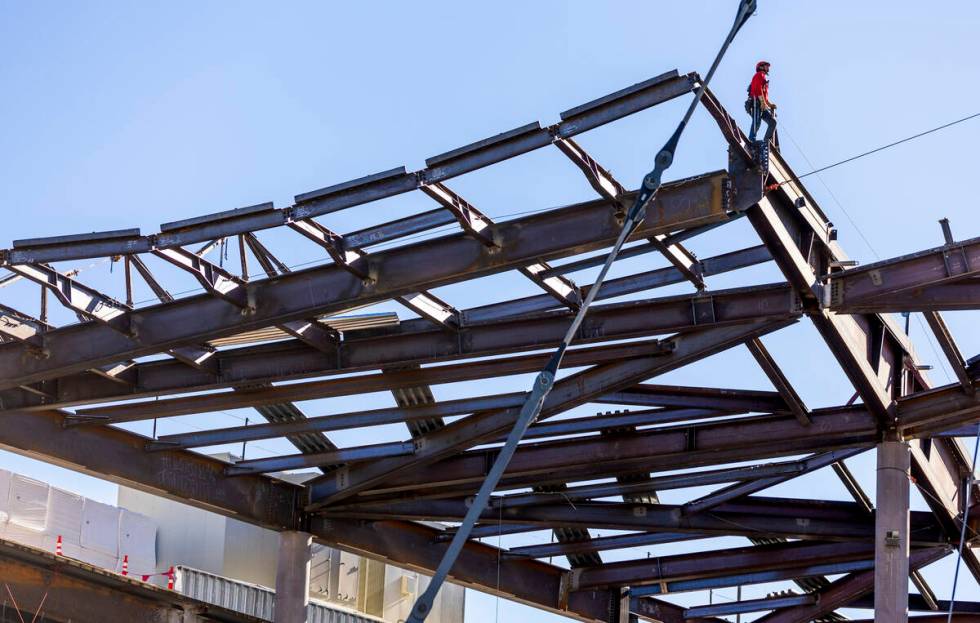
[749,71,769,100]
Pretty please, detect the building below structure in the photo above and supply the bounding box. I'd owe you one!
[118,458,464,623]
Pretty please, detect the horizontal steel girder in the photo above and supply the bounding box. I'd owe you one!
[341,406,877,498]
[31,338,668,417]
[0,172,730,390]
[586,540,879,590]
[597,383,790,413]
[306,320,795,506]
[320,497,944,545]
[825,236,980,313]
[0,242,773,413]
[753,547,949,623]
[65,283,797,423]
[897,376,980,437]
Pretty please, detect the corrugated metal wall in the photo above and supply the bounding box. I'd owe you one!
[175,566,384,623]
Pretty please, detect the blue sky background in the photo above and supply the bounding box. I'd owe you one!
[1,1,979,620]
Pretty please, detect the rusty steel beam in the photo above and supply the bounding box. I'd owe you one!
[307,320,794,507]
[6,263,132,333]
[553,135,705,289]
[825,237,980,313]
[0,242,773,413]
[746,336,811,424]
[289,217,462,329]
[924,311,975,395]
[348,406,876,498]
[578,541,875,590]
[680,448,863,515]
[505,532,707,560]
[68,285,796,423]
[597,383,790,413]
[0,172,730,390]
[38,338,668,419]
[321,497,945,544]
[753,547,949,623]
[898,378,980,437]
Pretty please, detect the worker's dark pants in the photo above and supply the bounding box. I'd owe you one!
[748,99,776,143]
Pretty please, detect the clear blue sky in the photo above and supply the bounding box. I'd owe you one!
[1,1,978,620]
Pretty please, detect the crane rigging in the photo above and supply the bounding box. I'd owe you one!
[405,2,759,620]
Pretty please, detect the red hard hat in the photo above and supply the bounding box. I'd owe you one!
[756,60,771,71]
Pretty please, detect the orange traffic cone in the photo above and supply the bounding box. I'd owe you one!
[122,555,129,576]
[167,566,175,590]
[55,535,63,556]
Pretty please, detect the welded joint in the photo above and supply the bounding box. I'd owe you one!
[419,182,498,249]
[559,568,583,608]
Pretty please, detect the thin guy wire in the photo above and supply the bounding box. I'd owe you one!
[779,111,980,186]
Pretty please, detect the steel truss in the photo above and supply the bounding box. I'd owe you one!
[1,67,978,623]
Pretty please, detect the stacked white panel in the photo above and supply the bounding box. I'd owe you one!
[119,509,157,576]
[3,474,48,549]
[80,499,121,569]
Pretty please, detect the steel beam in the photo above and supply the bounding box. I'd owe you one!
[6,263,132,333]
[753,547,948,623]
[825,237,980,312]
[504,532,706,559]
[0,243,771,413]
[684,594,817,618]
[491,458,823,510]
[553,135,705,289]
[307,517,618,622]
[360,406,875,498]
[746,336,811,424]
[65,277,801,422]
[75,275,804,421]
[898,379,980,437]
[924,311,975,394]
[153,246,249,307]
[597,383,789,413]
[51,339,669,419]
[321,497,943,544]
[225,441,415,475]
[306,320,795,506]
[681,448,863,515]
[146,398,725,452]
[0,171,729,390]
[828,281,980,313]
[582,541,876,590]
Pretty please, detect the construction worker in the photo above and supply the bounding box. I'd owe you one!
[746,60,777,144]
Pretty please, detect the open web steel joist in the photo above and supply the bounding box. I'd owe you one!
[1,64,979,623]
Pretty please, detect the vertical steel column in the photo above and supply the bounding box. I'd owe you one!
[875,439,910,623]
[276,531,313,623]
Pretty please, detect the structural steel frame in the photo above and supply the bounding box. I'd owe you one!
[1,68,978,622]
